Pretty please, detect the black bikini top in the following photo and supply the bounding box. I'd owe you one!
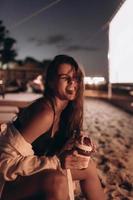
[14,112,68,157]
[32,127,68,157]
[32,127,55,157]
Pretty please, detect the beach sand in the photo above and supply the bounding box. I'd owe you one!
[76,97,133,200]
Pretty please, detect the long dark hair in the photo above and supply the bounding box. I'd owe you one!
[15,55,84,156]
[44,55,84,140]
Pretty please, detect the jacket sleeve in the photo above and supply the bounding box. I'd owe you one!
[0,123,61,181]
[0,146,60,181]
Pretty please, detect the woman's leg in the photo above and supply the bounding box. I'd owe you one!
[71,159,106,200]
[1,169,69,200]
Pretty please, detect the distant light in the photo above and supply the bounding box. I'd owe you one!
[0,62,2,68]
[84,77,93,85]
[2,64,8,69]
[0,80,3,84]
[33,75,42,85]
[130,102,133,107]
[84,76,106,85]
[130,91,133,96]
[8,62,16,69]
[93,77,105,85]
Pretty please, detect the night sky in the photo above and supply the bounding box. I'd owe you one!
[0,0,121,79]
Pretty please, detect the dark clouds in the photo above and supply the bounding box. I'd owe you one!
[28,34,69,46]
[64,45,99,52]
[28,34,98,52]
[45,34,69,45]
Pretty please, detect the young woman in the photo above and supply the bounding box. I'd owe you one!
[0,55,105,200]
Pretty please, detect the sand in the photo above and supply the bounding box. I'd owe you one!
[77,97,133,200]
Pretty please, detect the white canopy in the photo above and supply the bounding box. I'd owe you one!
[109,0,133,84]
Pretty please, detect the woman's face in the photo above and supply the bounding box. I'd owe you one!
[55,63,79,101]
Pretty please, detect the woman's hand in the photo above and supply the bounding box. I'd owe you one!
[61,151,90,169]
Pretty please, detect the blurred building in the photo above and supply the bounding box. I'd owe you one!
[84,76,107,90]
[0,59,45,92]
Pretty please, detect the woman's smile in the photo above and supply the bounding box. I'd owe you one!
[66,87,76,95]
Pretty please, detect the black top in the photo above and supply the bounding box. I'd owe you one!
[32,129,68,157]
[14,117,68,157]
[32,129,54,156]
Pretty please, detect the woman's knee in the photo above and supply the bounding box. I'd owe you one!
[41,170,69,199]
[44,170,68,188]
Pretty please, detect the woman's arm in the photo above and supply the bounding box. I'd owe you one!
[0,149,60,181]
[0,122,60,182]
[16,100,54,143]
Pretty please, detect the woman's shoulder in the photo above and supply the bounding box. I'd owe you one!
[31,97,54,114]
[17,97,54,125]
[14,97,55,142]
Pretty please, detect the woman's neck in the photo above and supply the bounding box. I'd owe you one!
[54,96,68,113]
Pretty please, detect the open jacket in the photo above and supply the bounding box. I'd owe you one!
[0,122,60,198]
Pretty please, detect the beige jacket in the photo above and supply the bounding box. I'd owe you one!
[0,123,60,198]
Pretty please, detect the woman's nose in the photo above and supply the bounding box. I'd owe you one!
[69,79,77,86]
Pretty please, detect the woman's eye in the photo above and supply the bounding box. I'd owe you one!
[61,77,70,81]
[66,77,70,81]
[59,76,80,83]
